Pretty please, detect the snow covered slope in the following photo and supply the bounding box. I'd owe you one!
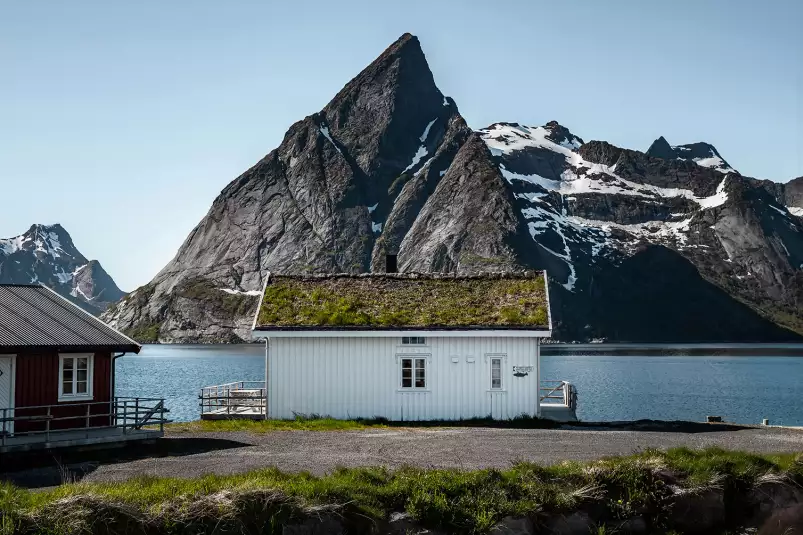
[0,224,125,314]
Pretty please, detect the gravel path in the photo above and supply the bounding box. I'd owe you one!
[4,425,803,488]
[90,426,803,481]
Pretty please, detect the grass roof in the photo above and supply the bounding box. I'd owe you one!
[254,272,549,330]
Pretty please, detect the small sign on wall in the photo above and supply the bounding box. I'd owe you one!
[512,365,533,377]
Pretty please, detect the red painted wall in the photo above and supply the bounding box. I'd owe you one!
[14,351,113,432]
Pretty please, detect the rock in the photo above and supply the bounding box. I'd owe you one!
[282,514,344,535]
[489,516,534,534]
[615,516,647,534]
[749,479,803,528]
[756,504,803,535]
[543,511,595,535]
[384,511,445,534]
[665,487,726,533]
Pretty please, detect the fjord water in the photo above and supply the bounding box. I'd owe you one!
[115,345,803,425]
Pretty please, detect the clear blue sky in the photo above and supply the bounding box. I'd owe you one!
[2,0,801,290]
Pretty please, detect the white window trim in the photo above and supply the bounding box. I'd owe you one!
[58,354,94,402]
[485,353,507,392]
[400,336,427,346]
[396,354,431,391]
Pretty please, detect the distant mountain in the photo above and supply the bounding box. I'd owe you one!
[646,136,736,175]
[102,33,803,343]
[0,224,124,314]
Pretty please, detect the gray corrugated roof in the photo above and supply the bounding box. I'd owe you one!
[0,284,140,353]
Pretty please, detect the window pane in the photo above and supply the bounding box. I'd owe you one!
[402,337,410,344]
[76,381,88,394]
[62,369,73,382]
[491,359,501,389]
[77,369,88,382]
[63,358,74,370]
[401,359,412,387]
[77,358,88,370]
[417,337,426,345]
[63,381,73,395]
[415,359,426,388]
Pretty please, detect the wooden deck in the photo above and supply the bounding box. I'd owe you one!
[0,427,163,453]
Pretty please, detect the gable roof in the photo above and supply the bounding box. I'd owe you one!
[0,284,141,353]
[252,272,550,332]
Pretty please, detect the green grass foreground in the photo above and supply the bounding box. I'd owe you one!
[165,415,558,433]
[1,448,801,534]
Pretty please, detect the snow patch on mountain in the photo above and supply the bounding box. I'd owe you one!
[483,123,731,209]
[403,119,437,173]
[319,125,343,155]
[219,288,262,296]
[788,206,803,217]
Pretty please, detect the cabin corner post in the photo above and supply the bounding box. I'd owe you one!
[264,337,270,420]
[535,337,541,418]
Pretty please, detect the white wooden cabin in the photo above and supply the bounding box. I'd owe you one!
[201,272,577,422]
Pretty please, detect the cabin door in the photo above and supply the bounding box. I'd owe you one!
[0,356,14,435]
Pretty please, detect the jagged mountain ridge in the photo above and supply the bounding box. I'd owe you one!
[102,33,803,343]
[0,224,125,314]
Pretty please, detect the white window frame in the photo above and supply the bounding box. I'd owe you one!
[490,357,503,390]
[401,336,426,345]
[58,354,94,402]
[485,353,507,392]
[397,354,430,390]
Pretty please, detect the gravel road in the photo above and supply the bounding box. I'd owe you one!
[83,426,803,482]
[4,425,803,488]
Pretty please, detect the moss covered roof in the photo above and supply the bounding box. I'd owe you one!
[254,272,550,330]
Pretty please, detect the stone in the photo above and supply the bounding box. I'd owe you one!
[384,511,445,535]
[615,516,647,534]
[749,479,803,527]
[282,514,344,535]
[665,487,726,533]
[543,511,595,535]
[756,504,803,535]
[489,516,534,534]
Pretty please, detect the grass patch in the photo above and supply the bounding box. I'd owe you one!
[123,320,162,343]
[166,414,558,433]
[1,448,801,534]
[176,277,260,317]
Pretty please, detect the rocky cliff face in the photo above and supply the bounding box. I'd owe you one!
[0,224,125,314]
[103,34,803,343]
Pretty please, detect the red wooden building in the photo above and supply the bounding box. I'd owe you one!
[0,284,168,453]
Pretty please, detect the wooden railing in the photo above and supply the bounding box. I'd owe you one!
[540,381,578,411]
[0,397,170,446]
[200,381,266,418]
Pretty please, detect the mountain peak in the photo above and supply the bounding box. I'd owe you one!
[646,137,736,175]
[646,136,675,160]
[544,121,584,149]
[0,223,124,313]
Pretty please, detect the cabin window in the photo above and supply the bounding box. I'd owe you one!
[401,336,426,345]
[58,354,93,401]
[401,358,426,388]
[490,358,502,389]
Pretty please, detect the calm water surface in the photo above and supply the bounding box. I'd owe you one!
[115,345,803,425]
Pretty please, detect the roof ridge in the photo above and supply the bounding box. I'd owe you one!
[270,270,545,281]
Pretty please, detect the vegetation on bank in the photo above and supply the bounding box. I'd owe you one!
[257,273,548,328]
[2,448,801,534]
[166,414,559,433]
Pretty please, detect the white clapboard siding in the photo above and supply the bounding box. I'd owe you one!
[268,337,539,421]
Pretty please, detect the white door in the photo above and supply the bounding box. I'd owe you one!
[0,356,14,435]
